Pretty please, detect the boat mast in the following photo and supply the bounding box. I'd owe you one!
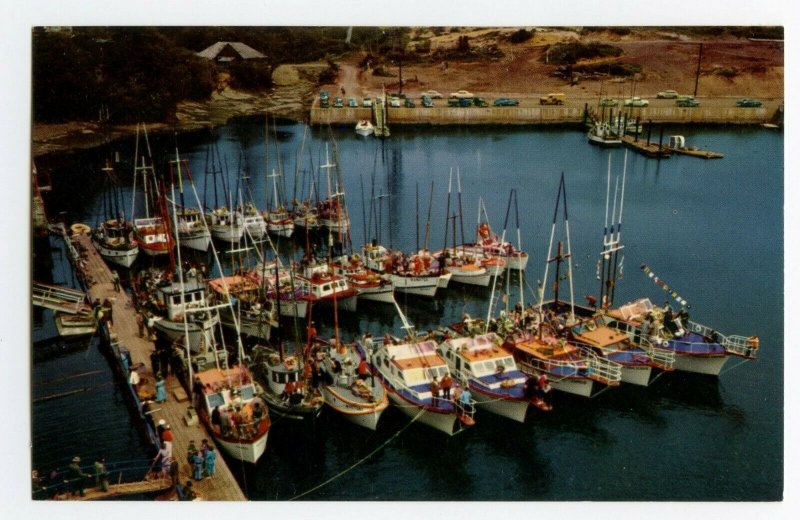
[486,190,514,331]
[599,151,627,308]
[539,173,575,323]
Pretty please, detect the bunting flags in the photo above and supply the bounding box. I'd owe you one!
[640,263,689,307]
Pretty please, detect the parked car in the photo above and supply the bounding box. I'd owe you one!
[624,97,649,107]
[736,98,762,107]
[493,97,519,106]
[404,97,416,108]
[676,97,700,107]
[320,90,330,108]
[333,97,344,108]
[473,97,488,107]
[656,89,679,99]
[362,97,373,107]
[347,97,358,108]
[539,93,565,105]
[599,98,618,107]
[448,97,473,107]
[449,90,474,99]
[389,97,402,108]
[421,90,444,99]
[421,95,434,108]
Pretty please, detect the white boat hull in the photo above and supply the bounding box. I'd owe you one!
[354,285,396,304]
[321,386,388,430]
[275,299,308,319]
[55,314,97,338]
[621,365,653,386]
[152,315,219,353]
[92,240,139,268]
[437,271,452,289]
[177,230,211,252]
[390,274,438,297]
[214,431,268,464]
[317,294,358,312]
[267,222,294,238]
[551,377,595,398]
[219,308,273,341]
[211,224,244,243]
[387,391,460,435]
[449,268,491,287]
[672,354,729,376]
[472,391,529,423]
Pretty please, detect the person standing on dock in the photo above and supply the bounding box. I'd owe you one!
[191,450,204,481]
[111,270,121,292]
[155,375,167,403]
[136,312,145,338]
[204,446,217,478]
[150,350,160,378]
[68,457,90,497]
[93,457,109,492]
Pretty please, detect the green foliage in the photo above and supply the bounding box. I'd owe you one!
[509,29,534,44]
[573,62,641,77]
[456,35,471,53]
[317,60,340,85]
[541,42,623,65]
[229,60,273,90]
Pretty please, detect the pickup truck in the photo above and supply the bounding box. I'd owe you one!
[540,93,565,105]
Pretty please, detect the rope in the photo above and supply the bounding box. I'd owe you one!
[719,357,752,376]
[288,408,425,501]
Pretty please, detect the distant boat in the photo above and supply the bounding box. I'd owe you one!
[131,124,175,257]
[249,344,324,422]
[355,120,374,137]
[92,159,139,268]
[588,122,622,147]
[54,311,97,339]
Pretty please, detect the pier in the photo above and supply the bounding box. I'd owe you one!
[65,232,247,501]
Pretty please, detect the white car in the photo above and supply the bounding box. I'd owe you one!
[656,89,679,99]
[389,97,402,107]
[449,90,474,99]
[421,90,443,99]
[624,97,650,107]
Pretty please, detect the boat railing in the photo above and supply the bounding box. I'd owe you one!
[722,334,760,359]
[638,337,676,370]
[581,348,623,386]
[516,354,585,381]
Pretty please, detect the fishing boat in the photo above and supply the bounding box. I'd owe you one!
[317,146,351,236]
[264,170,295,238]
[249,344,324,421]
[435,248,492,287]
[130,124,175,257]
[568,313,674,386]
[168,150,211,252]
[459,195,529,271]
[208,275,277,341]
[240,201,267,240]
[314,337,389,430]
[355,119,375,137]
[193,364,271,464]
[588,122,622,147]
[331,254,395,304]
[291,201,320,232]
[357,331,476,435]
[296,260,358,312]
[605,297,758,376]
[92,160,139,268]
[137,267,219,352]
[248,259,309,319]
[204,141,245,243]
[437,332,550,422]
[54,310,97,339]
[362,244,443,298]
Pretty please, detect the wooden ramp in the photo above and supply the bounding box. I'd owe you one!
[621,135,672,158]
[71,478,172,501]
[67,233,248,501]
[32,281,91,314]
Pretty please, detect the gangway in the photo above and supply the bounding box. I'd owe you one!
[32,281,91,315]
[373,89,390,138]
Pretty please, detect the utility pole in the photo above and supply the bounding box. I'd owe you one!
[693,43,704,97]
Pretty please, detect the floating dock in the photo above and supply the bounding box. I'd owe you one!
[620,135,672,158]
[65,231,247,501]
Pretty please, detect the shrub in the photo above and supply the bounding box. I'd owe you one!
[509,29,534,44]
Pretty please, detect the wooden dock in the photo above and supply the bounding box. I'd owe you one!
[68,232,248,501]
[662,145,724,159]
[67,477,173,501]
[620,135,672,158]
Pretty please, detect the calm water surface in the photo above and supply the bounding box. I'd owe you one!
[32,122,783,501]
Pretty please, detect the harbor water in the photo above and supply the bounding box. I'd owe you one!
[31,121,783,501]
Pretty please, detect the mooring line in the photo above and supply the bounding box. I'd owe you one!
[289,408,425,501]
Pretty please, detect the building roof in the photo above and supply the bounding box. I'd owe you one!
[196,41,266,61]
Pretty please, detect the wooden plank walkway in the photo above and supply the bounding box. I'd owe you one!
[69,233,248,501]
[69,478,173,501]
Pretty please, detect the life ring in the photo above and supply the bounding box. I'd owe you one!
[71,223,92,235]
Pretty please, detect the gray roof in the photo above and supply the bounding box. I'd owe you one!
[196,41,266,60]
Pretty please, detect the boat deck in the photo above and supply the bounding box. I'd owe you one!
[69,233,247,501]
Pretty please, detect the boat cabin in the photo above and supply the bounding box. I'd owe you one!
[373,340,450,399]
[134,217,169,244]
[196,367,259,412]
[439,334,518,378]
[156,275,209,321]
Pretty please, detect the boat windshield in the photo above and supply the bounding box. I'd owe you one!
[471,356,516,377]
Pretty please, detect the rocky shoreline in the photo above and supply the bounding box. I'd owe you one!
[32,63,325,158]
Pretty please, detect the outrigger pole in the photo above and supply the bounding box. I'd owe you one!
[539,173,575,324]
[598,151,627,309]
[485,190,515,331]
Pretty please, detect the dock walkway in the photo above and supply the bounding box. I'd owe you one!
[69,232,247,501]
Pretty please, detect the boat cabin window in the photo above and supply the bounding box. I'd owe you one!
[206,392,226,410]
[239,385,255,401]
[337,280,346,289]
[272,372,287,384]
[322,284,331,292]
